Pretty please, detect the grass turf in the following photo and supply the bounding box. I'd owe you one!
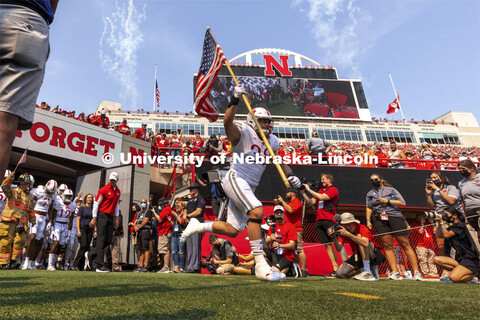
[0,271,478,320]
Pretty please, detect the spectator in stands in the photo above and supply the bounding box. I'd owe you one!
[203,134,222,156]
[265,206,297,274]
[134,123,148,141]
[77,112,87,123]
[388,141,406,168]
[156,132,169,157]
[365,173,422,280]
[118,118,131,136]
[91,109,110,129]
[457,159,480,253]
[130,198,152,272]
[170,128,183,157]
[305,131,331,157]
[73,193,94,271]
[418,143,438,169]
[171,199,187,273]
[208,234,239,275]
[330,212,382,281]
[302,173,339,277]
[274,188,308,276]
[154,197,174,273]
[192,132,204,154]
[433,207,480,283]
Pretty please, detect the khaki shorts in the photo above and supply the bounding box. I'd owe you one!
[158,232,172,254]
[296,230,303,253]
[0,4,50,130]
[219,263,234,273]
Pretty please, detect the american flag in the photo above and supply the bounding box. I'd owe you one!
[18,150,27,164]
[193,28,226,122]
[155,80,160,108]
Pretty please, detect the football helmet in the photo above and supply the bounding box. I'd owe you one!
[45,180,58,195]
[58,184,68,195]
[246,107,273,136]
[63,189,73,203]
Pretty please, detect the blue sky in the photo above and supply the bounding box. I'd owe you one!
[39,0,480,122]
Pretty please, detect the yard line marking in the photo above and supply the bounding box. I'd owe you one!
[278,284,294,287]
[335,292,382,300]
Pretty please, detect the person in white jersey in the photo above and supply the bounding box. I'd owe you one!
[21,180,58,269]
[181,86,302,282]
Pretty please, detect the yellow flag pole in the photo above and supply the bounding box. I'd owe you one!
[223,59,290,189]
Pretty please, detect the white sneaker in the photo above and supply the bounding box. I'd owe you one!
[29,260,36,270]
[413,270,423,281]
[47,266,56,271]
[468,277,478,284]
[180,218,202,243]
[389,271,403,280]
[354,270,377,281]
[255,263,286,282]
[21,259,30,270]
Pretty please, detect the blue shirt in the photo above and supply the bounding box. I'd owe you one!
[5,0,55,24]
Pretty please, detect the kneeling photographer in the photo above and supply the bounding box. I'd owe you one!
[433,207,480,283]
[265,206,297,274]
[329,212,384,281]
[204,234,239,275]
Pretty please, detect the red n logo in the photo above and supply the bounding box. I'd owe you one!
[263,55,292,77]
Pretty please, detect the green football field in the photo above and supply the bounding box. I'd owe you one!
[0,271,478,320]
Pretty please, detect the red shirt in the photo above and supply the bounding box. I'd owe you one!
[157,205,174,235]
[411,222,435,249]
[193,139,203,152]
[92,115,110,129]
[268,221,297,262]
[156,138,168,148]
[338,224,373,254]
[285,197,303,231]
[96,183,121,215]
[134,128,146,140]
[315,185,339,221]
[118,124,131,135]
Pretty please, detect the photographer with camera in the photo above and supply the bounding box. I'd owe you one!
[425,171,459,279]
[302,173,339,277]
[265,206,297,274]
[433,207,480,283]
[274,188,308,276]
[366,174,421,280]
[329,212,383,281]
[457,159,480,254]
[202,134,222,157]
[205,234,239,275]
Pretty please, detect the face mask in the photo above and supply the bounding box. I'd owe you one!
[371,180,381,188]
[433,179,442,187]
[459,169,470,177]
[141,203,147,209]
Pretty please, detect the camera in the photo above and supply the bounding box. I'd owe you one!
[300,177,321,191]
[200,254,219,274]
[423,211,452,226]
[327,214,343,236]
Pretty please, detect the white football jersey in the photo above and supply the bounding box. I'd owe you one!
[230,122,279,187]
[33,187,56,213]
[0,187,6,214]
[54,199,77,223]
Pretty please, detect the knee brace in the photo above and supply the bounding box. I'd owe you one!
[248,218,263,225]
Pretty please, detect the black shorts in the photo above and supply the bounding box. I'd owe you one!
[265,249,294,271]
[137,229,151,251]
[373,216,408,236]
[315,219,335,244]
[344,253,363,270]
[459,257,480,275]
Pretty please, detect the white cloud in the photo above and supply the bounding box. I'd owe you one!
[294,0,424,79]
[99,0,146,108]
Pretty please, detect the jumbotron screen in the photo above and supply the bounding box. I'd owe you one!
[194,70,369,120]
